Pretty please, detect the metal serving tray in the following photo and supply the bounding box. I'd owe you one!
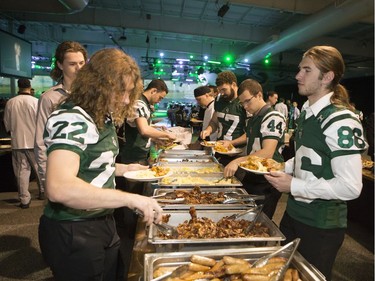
[159,149,211,157]
[153,187,253,210]
[158,155,217,163]
[144,247,326,281]
[148,209,285,245]
[157,162,224,174]
[159,173,242,187]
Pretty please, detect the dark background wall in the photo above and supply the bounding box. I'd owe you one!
[274,76,374,119]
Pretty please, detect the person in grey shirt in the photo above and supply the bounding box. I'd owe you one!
[34,41,87,200]
[4,79,42,208]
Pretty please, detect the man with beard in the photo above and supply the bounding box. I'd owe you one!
[200,71,247,165]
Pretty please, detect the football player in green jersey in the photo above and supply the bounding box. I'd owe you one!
[38,48,163,281]
[222,79,286,219]
[265,46,367,280]
[119,79,176,165]
[116,79,175,276]
[200,71,247,165]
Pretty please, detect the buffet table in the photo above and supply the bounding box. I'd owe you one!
[125,148,326,281]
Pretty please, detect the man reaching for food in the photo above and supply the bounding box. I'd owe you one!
[222,79,286,219]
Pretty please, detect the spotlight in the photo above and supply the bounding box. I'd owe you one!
[218,3,229,18]
[17,24,26,34]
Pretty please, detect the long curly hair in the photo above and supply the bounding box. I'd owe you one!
[50,41,88,82]
[64,48,143,129]
[303,46,354,111]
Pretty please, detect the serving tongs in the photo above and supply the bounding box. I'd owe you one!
[251,238,301,281]
[133,209,179,238]
[152,191,186,203]
[222,194,265,204]
[213,176,234,183]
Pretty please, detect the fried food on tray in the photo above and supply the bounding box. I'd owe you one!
[153,254,300,281]
[240,156,284,172]
[159,186,227,204]
[158,207,270,239]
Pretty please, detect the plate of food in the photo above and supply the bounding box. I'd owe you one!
[213,142,242,155]
[362,159,374,170]
[239,155,284,175]
[123,166,171,182]
[200,140,216,147]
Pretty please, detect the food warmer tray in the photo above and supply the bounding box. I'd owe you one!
[158,173,242,187]
[144,246,326,281]
[158,154,218,163]
[147,209,285,245]
[157,162,224,174]
[159,149,211,157]
[153,187,254,210]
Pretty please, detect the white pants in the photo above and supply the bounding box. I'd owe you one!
[11,149,42,204]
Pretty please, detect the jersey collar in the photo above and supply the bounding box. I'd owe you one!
[302,92,333,118]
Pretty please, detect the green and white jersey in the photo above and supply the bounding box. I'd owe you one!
[43,103,117,221]
[246,106,286,162]
[120,95,152,163]
[215,97,247,141]
[288,101,367,229]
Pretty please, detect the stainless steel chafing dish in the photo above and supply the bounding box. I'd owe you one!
[159,149,211,157]
[152,187,255,210]
[144,246,326,281]
[148,209,285,246]
[157,162,224,174]
[158,173,242,187]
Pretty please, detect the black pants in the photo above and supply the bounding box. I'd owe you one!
[280,212,346,281]
[240,172,282,219]
[38,215,123,281]
[114,159,148,280]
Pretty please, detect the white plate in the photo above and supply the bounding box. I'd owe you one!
[214,148,243,155]
[238,165,270,175]
[200,141,216,147]
[123,169,171,182]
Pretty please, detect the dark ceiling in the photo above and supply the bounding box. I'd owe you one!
[0,0,373,86]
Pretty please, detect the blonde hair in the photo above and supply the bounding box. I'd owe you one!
[303,46,354,111]
[65,48,143,129]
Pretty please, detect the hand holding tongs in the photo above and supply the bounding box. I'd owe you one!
[133,209,179,238]
[251,238,301,281]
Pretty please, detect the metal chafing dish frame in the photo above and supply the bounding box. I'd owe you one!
[147,209,285,246]
[152,187,255,210]
[144,246,326,281]
[158,174,242,187]
[159,149,212,157]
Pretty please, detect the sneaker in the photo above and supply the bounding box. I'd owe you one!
[37,192,45,200]
[19,202,30,209]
